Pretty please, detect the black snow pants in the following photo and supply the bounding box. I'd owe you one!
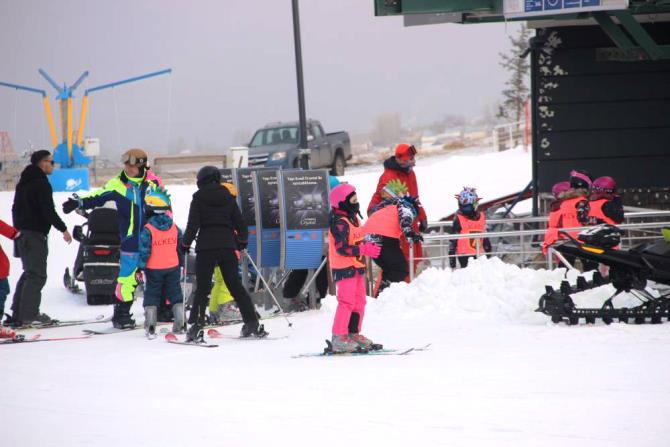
[373,236,409,295]
[190,248,258,326]
[12,230,49,323]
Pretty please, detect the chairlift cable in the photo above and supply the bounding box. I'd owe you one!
[113,87,121,153]
[165,73,173,155]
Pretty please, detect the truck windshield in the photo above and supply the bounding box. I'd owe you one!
[249,126,299,147]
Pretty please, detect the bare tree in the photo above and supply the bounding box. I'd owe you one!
[498,25,531,127]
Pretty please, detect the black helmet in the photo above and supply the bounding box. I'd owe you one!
[197,165,221,187]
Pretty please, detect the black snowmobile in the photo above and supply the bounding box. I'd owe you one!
[537,225,670,325]
[63,207,120,305]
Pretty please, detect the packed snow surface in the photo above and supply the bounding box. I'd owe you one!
[1,147,669,447]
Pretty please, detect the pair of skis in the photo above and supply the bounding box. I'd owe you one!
[12,314,109,331]
[164,328,286,348]
[0,333,93,345]
[292,343,432,358]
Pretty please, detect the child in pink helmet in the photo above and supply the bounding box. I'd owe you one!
[328,183,381,353]
[589,176,623,225]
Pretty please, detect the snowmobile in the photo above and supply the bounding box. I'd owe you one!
[63,207,120,305]
[537,225,670,325]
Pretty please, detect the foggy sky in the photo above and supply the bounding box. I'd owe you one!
[0,0,521,157]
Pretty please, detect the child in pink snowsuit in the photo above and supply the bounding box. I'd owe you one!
[328,183,381,353]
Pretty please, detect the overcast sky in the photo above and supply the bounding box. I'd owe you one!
[0,0,522,157]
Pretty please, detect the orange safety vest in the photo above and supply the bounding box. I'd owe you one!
[589,199,616,225]
[363,205,402,239]
[543,207,562,253]
[329,216,365,269]
[558,197,586,238]
[456,213,486,255]
[146,223,179,269]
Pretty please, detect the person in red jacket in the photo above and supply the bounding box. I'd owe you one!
[589,176,623,226]
[0,219,20,324]
[367,143,427,274]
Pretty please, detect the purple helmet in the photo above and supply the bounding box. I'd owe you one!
[551,181,570,198]
[592,176,617,193]
[569,169,593,190]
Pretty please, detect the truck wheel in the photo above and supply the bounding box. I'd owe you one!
[330,153,345,176]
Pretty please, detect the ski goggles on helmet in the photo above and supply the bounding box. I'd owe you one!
[121,153,147,166]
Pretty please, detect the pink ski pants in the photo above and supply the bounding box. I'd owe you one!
[332,273,367,336]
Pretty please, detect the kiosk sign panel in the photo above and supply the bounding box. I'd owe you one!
[234,168,257,260]
[504,0,628,18]
[252,170,280,268]
[279,169,330,270]
[218,168,233,185]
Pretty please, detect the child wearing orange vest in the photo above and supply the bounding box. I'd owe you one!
[551,170,594,269]
[449,187,491,269]
[364,189,422,297]
[589,176,623,226]
[328,183,381,353]
[138,187,185,338]
[543,181,571,255]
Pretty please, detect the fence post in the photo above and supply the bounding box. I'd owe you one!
[409,239,415,281]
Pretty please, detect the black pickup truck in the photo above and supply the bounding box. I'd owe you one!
[247,120,351,175]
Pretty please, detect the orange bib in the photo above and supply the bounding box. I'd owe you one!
[456,213,486,255]
[146,223,179,269]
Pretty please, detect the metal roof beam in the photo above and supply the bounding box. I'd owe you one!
[612,10,670,60]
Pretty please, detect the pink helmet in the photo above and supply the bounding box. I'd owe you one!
[592,176,617,193]
[329,183,356,209]
[551,181,570,198]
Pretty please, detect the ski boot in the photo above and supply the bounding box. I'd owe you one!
[330,334,366,354]
[144,306,157,339]
[240,322,268,338]
[172,303,185,334]
[112,301,136,330]
[186,324,204,343]
[349,333,383,351]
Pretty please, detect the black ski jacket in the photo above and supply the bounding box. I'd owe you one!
[183,182,247,251]
[12,164,67,235]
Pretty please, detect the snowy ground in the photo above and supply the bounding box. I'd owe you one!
[1,147,669,447]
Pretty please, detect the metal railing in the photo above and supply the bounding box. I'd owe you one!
[409,211,670,280]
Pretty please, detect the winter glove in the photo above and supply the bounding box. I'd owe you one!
[406,232,423,243]
[237,239,248,251]
[358,241,381,259]
[181,244,192,254]
[62,198,80,214]
[419,219,428,233]
[134,270,144,284]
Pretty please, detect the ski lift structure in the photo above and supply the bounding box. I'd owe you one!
[0,68,172,191]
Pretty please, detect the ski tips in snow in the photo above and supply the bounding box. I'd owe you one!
[164,332,218,348]
[207,328,287,341]
[0,333,93,345]
[292,342,431,358]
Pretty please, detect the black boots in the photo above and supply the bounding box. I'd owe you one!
[112,301,136,329]
[240,322,268,338]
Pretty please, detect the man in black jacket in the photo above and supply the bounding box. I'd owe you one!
[9,150,72,326]
[182,166,267,341]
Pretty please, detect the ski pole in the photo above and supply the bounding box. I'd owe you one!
[243,250,293,328]
[181,251,188,331]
